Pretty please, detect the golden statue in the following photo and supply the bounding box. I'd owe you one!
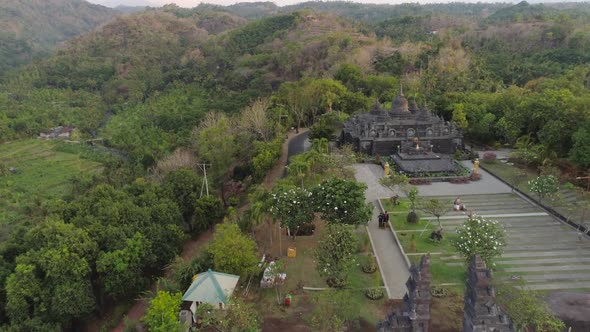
[474,158,480,175]
[384,162,390,177]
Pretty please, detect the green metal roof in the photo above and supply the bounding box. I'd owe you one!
[182,269,240,305]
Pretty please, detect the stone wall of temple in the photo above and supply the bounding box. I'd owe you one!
[340,92,462,157]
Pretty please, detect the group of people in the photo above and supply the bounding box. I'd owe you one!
[378,211,390,228]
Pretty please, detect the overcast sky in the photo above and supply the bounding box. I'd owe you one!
[87,0,531,8]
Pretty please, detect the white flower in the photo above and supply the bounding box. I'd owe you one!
[334,207,338,210]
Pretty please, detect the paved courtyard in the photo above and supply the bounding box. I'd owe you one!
[354,162,590,295]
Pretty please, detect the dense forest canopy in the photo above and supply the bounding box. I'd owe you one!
[0,0,117,75]
[2,1,590,330]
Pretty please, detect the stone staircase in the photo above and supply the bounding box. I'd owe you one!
[422,193,590,291]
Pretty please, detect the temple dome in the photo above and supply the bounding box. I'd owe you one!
[391,85,409,112]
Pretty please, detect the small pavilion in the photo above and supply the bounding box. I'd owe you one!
[180,269,240,325]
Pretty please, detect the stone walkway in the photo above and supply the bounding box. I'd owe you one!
[353,163,410,299]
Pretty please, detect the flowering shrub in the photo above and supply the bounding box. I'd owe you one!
[528,175,559,201]
[365,288,384,300]
[316,224,358,287]
[311,178,372,225]
[269,186,314,238]
[453,216,506,266]
[482,151,497,162]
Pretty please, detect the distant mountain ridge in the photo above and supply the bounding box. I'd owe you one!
[0,0,117,75]
[96,0,157,8]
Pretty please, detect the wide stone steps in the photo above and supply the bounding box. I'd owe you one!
[524,282,590,291]
[498,272,590,282]
[503,243,590,252]
[416,193,590,291]
[497,256,590,265]
[501,249,589,258]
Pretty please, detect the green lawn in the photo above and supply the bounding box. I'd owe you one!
[256,225,386,325]
[381,198,466,287]
[0,139,103,230]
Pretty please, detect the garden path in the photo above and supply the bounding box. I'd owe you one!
[353,163,410,299]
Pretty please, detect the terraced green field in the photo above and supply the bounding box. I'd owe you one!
[0,140,103,235]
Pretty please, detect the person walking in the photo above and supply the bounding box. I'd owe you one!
[384,211,390,227]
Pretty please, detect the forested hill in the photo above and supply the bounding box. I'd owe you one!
[0,0,116,75]
[0,7,375,160]
[4,2,590,330]
[206,1,511,21]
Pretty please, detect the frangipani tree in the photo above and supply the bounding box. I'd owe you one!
[311,178,372,226]
[453,215,506,267]
[269,185,314,240]
[528,175,559,202]
[315,224,358,287]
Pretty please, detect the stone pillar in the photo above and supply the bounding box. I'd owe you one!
[463,255,513,332]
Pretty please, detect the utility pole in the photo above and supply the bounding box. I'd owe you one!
[198,163,211,197]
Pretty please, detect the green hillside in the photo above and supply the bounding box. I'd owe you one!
[0,0,116,75]
[1,2,590,330]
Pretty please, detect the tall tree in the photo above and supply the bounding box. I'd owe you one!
[208,223,259,277]
[143,291,183,332]
[192,112,238,188]
[311,178,372,226]
[315,224,358,287]
[278,81,309,132]
[5,220,97,328]
[96,233,151,300]
[240,98,273,141]
[269,185,315,240]
[570,121,590,168]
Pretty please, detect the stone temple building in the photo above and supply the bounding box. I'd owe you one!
[340,87,463,156]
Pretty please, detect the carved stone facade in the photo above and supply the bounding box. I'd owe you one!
[463,255,513,332]
[340,88,462,156]
[378,255,431,332]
